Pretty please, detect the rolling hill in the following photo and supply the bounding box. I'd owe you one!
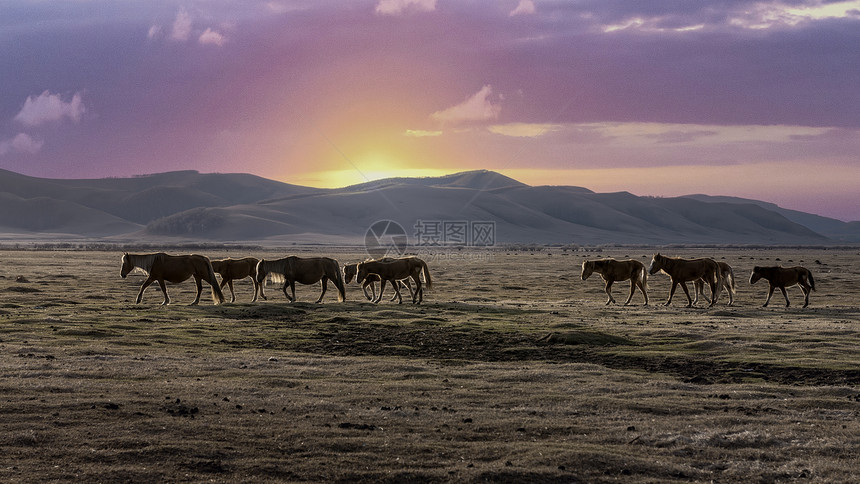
[0,168,856,245]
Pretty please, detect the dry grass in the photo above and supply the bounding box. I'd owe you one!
[1,247,858,482]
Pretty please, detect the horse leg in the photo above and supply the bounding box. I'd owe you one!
[801,284,810,308]
[405,279,416,302]
[393,280,403,304]
[136,276,157,304]
[158,279,170,306]
[763,285,775,307]
[412,276,422,304]
[693,279,714,306]
[190,276,203,306]
[638,279,649,306]
[604,280,615,305]
[281,282,291,302]
[317,278,328,303]
[290,282,297,303]
[780,286,790,307]
[623,280,636,306]
[680,282,693,308]
[225,280,236,303]
[665,281,678,306]
[218,278,233,303]
[709,278,720,307]
[364,282,375,301]
[374,280,387,304]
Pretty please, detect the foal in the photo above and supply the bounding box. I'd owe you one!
[750,266,815,308]
[581,259,648,305]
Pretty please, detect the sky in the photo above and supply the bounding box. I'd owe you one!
[1,0,859,221]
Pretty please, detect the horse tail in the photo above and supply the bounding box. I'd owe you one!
[726,266,736,295]
[712,260,721,287]
[206,258,226,305]
[421,259,432,290]
[807,269,816,291]
[332,260,346,302]
[640,265,647,291]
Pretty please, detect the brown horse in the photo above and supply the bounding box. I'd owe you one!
[356,257,431,304]
[694,261,736,306]
[343,261,413,302]
[211,257,260,303]
[581,259,648,305]
[255,256,346,303]
[750,266,815,308]
[648,253,721,307]
[120,252,225,306]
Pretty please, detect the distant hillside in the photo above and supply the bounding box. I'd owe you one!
[0,168,855,244]
[0,169,316,236]
[683,194,860,242]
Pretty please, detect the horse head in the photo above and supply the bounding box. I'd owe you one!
[343,264,357,283]
[120,253,132,278]
[648,254,662,275]
[581,261,593,280]
[355,262,368,284]
[749,266,762,285]
[255,259,267,285]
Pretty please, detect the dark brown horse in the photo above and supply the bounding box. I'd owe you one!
[343,261,413,302]
[255,256,346,303]
[211,257,260,303]
[120,252,225,306]
[694,261,736,306]
[648,253,721,307]
[750,266,815,308]
[581,259,648,305]
[356,257,431,304]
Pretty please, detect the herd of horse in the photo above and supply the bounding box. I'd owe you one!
[581,253,815,308]
[120,252,815,308]
[120,252,432,307]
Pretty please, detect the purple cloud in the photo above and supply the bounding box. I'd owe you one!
[431,85,503,124]
[0,133,43,156]
[14,91,85,127]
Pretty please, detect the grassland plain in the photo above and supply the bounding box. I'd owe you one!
[1,247,858,483]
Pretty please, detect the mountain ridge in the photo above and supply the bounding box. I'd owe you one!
[0,168,857,244]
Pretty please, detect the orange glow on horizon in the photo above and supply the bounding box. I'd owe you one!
[290,167,458,188]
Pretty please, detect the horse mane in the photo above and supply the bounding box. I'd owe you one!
[259,258,289,284]
[128,253,162,276]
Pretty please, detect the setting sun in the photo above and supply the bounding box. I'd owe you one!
[294,166,457,188]
[289,151,455,188]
